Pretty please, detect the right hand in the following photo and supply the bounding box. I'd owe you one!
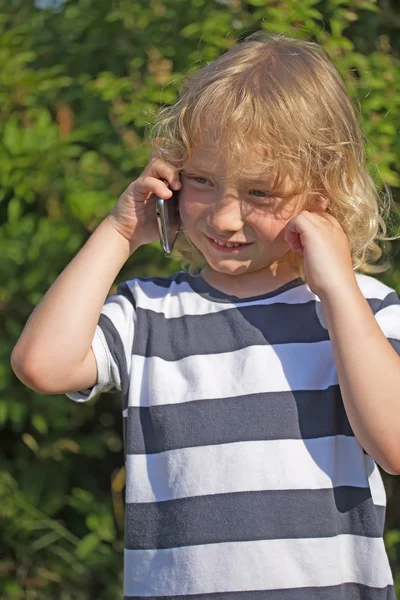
[107,154,181,254]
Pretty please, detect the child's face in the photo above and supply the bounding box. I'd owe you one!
[179,142,312,278]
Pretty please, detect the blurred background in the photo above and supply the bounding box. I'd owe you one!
[1,0,400,598]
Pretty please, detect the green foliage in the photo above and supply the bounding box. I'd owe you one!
[1,0,400,596]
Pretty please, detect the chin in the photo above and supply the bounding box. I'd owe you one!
[206,258,254,276]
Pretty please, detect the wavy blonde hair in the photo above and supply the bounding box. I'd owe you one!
[150,31,397,279]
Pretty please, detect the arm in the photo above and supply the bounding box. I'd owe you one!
[11,217,130,393]
[11,157,181,394]
[321,281,400,475]
[285,208,400,474]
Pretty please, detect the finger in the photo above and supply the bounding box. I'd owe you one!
[286,209,323,233]
[140,176,173,200]
[320,211,342,227]
[146,156,181,191]
[285,214,305,234]
[303,210,341,231]
[285,227,303,251]
[285,227,299,244]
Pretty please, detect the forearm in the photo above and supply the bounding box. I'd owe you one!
[11,217,131,378]
[321,281,400,474]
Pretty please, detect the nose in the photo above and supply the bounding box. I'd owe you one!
[206,189,244,234]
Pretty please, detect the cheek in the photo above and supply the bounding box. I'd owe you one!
[250,196,304,241]
[179,194,204,226]
[178,196,192,227]
[252,214,288,243]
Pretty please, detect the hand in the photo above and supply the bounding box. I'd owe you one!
[107,154,181,254]
[284,209,357,299]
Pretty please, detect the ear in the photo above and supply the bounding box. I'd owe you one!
[305,193,329,213]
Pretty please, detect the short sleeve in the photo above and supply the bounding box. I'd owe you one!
[66,282,136,402]
[374,288,400,356]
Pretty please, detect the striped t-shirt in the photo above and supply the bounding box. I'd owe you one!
[67,271,400,599]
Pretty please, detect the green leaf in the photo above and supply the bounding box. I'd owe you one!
[0,400,8,426]
[76,533,101,559]
[3,116,21,155]
[86,512,116,542]
[32,413,48,435]
[30,530,61,551]
[7,197,22,225]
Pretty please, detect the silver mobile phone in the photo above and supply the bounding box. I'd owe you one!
[156,179,181,254]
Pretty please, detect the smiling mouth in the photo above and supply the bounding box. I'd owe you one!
[205,235,252,252]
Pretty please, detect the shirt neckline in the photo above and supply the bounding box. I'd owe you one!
[184,273,305,304]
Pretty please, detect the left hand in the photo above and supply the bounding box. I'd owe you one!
[285,209,357,299]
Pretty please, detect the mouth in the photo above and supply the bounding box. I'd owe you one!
[204,234,253,253]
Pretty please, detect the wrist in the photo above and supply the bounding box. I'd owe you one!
[318,276,364,326]
[104,215,140,255]
[316,272,359,305]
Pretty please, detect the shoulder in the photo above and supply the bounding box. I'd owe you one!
[355,273,398,300]
[355,273,400,312]
[115,271,193,306]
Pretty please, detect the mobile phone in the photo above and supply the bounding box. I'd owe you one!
[156,179,181,254]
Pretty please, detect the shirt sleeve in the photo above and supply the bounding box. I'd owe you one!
[374,287,400,356]
[66,282,136,402]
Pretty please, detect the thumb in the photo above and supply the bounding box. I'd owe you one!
[285,218,304,253]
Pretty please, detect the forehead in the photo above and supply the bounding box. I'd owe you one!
[184,141,275,181]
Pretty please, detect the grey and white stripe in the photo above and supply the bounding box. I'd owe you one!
[67,271,399,599]
[123,536,393,597]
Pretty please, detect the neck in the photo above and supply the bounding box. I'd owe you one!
[201,261,301,299]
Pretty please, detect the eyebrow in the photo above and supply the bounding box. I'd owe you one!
[182,166,274,184]
[181,166,210,175]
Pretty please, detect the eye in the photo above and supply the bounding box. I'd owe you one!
[249,190,273,198]
[192,176,212,185]
[249,189,274,201]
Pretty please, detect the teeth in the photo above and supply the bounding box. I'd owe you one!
[213,239,243,248]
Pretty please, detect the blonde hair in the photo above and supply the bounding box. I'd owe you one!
[150,31,398,280]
